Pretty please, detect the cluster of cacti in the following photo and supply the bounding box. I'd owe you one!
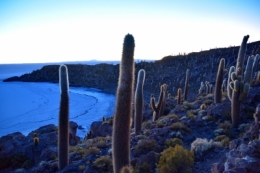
[112,34,135,173]
[58,65,70,170]
[214,58,227,103]
[150,84,167,121]
[134,69,146,134]
[183,69,190,100]
[227,35,257,128]
[84,130,92,140]
[204,81,211,94]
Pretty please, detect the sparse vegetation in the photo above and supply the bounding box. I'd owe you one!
[191,138,222,158]
[134,139,158,155]
[157,145,194,173]
[94,156,113,173]
[142,120,152,129]
[170,122,192,134]
[165,138,183,148]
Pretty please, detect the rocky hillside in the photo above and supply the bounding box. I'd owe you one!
[1,38,260,173]
[4,41,260,102]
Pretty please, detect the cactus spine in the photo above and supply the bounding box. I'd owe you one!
[227,35,255,128]
[112,34,135,173]
[184,69,190,100]
[58,65,69,170]
[134,69,145,134]
[214,58,226,103]
[177,88,182,105]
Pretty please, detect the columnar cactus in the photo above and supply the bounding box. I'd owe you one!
[254,104,260,125]
[33,133,39,148]
[222,78,227,92]
[198,82,205,95]
[58,65,69,170]
[209,84,213,94]
[150,84,166,121]
[112,34,135,173]
[134,69,146,134]
[252,54,259,85]
[184,69,190,100]
[214,58,227,103]
[177,88,182,105]
[205,81,210,95]
[159,84,167,117]
[227,35,255,128]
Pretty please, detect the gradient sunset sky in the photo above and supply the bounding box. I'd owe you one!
[0,0,259,64]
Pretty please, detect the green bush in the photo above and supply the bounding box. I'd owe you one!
[93,156,113,173]
[170,122,192,134]
[142,121,152,129]
[11,154,33,168]
[157,145,194,173]
[156,120,165,128]
[214,135,230,147]
[187,110,195,119]
[165,138,183,148]
[133,162,151,173]
[168,114,179,119]
[134,139,158,155]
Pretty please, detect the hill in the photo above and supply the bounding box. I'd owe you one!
[1,38,260,173]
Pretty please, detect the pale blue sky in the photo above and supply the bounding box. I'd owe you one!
[0,0,259,64]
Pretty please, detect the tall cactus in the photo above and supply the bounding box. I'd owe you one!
[134,69,146,134]
[184,69,190,100]
[198,82,205,95]
[58,65,69,170]
[205,81,210,94]
[112,34,135,173]
[159,84,167,117]
[252,54,259,85]
[177,88,182,105]
[214,58,227,103]
[227,35,255,128]
[222,78,227,92]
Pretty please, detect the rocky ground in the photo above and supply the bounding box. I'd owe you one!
[0,84,260,173]
[1,41,260,172]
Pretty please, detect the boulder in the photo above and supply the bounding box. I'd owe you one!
[90,121,112,137]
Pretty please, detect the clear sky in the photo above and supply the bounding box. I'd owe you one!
[0,0,259,64]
